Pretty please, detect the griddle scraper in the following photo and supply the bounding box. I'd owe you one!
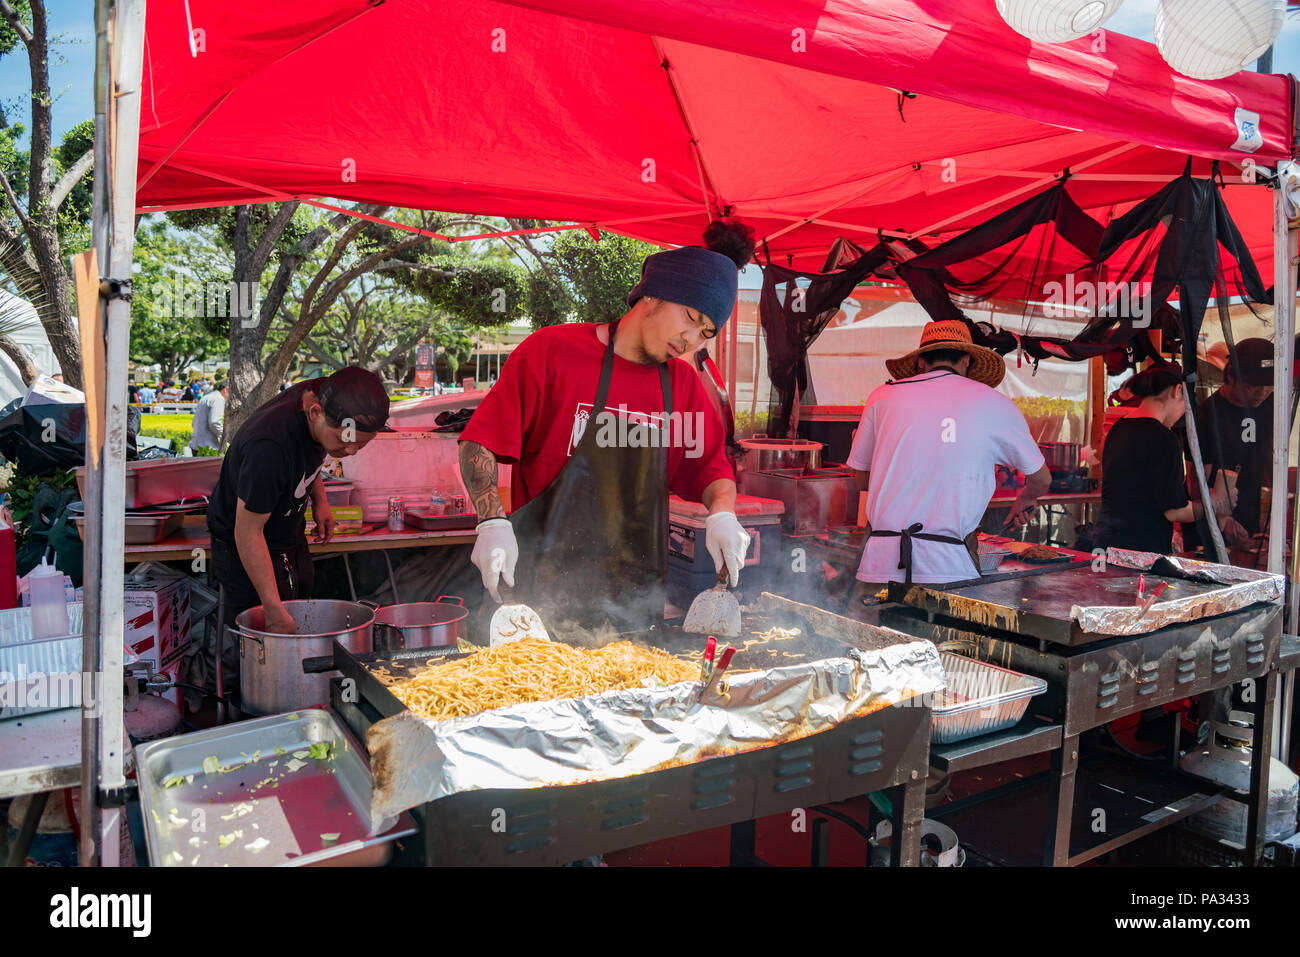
[683,568,742,638]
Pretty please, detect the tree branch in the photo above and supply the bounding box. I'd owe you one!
[49,148,92,212]
[0,1,33,45]
[0,169,31,231]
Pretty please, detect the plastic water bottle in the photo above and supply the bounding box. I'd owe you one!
[28,558,68,639]
[428,485,446,517]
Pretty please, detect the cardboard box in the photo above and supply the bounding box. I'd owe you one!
[124,569,193,690]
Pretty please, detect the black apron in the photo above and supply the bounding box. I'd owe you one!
[508,320,673,632]
[861,370,980,585]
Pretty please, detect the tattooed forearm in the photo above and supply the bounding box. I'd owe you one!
[458,440,506,521]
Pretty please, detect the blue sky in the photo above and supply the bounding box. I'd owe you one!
[2,2,1300,149]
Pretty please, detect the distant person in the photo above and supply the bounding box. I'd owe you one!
[190,382,229,453]
[279,378,291,392]
[138,382,155,412]
[128,382,140,404]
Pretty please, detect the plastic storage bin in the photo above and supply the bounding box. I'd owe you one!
[667,494,784,607]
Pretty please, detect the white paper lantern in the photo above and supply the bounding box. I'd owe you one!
[1156,0,1286,80]
[995,0,1126,43]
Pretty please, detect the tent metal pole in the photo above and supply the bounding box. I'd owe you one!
[96,0,147,864]
[1273,175,1297,763]
[80,0,112,868]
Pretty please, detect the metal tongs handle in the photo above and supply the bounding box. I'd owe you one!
[700,645,736,700]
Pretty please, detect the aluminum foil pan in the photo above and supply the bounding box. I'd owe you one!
[1067,549,1286,635]
[366,635,944,829]
[929,652,1046,744]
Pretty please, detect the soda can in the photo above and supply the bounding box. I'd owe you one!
[453,495,465,514]
[387,496,405,532]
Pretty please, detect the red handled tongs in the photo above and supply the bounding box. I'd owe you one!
[701,635,718,681]
[701,644,737,699]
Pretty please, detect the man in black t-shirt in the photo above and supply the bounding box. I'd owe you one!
[207,367,392,656]
[1195,338,1274,548]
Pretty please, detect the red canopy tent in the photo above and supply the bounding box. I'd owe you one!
[133,0,1295,274]
[76,1,1299,865]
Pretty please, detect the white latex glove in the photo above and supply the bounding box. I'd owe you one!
[705,511,751,588]
[471,518,518,603]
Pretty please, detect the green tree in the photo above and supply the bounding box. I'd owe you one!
[0,1,95,387]
[128,220,228,382]
[167,204,532,436]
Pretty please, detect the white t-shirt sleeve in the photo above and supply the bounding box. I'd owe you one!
[992,396,1047,474]
[846,403,876,471]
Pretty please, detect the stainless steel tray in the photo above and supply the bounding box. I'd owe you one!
[74,511,184,544]
[930,651,1047,744]
[136,709,416,866]
[75,456,223,509]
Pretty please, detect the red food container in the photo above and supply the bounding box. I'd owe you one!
[0,521,16,610]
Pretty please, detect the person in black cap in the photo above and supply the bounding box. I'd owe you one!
[458,222,754,631]
[206,366,392,648]
[1194,337,1275,551]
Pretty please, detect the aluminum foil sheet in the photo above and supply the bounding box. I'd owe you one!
[366,638,944,828]
[1066,549,1285,635]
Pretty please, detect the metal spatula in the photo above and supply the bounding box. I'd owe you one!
[489,585,550,647]
[683,569,742,638]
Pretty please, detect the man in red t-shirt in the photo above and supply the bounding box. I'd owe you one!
[459,227,754,623]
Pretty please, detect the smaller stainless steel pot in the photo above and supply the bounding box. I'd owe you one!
[372,596,467,651]
[739,438,823,475]
[1037,442,1080,473]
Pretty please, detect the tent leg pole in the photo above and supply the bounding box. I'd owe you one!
[93,0,148,865]
[1274,180,1297,762]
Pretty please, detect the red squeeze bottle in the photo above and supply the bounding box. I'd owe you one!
[0,520,16,610]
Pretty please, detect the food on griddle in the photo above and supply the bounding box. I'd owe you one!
[388,637,699,721]
[1018,544,1059,560]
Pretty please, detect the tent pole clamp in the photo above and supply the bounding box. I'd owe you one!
[98,277,133,302]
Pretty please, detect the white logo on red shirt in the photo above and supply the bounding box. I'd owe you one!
[567,402,665,455]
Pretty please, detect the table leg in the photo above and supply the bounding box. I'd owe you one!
[889,776,925,867]
[729,819,757,866]
[1044,735,1079,867]
[810,816,830,866]
[6,790,49,867]
[342,553,357,602]
[382,549,399,604]
[1246,672,1278,865]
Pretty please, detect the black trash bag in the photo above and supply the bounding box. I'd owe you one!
[432,408,478,432]
[15,483,82,583]
[136,445,176,460]
[0,400,141,475]
[0,403,87,476]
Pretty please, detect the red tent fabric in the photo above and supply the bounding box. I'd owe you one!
[135,0,1295,272]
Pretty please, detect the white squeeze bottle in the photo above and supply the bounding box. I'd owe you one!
[29,558,68,639]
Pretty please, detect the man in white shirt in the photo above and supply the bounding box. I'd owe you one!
[845,320,1051,608]
[190,382,228,452]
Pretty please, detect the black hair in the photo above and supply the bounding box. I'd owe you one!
[1125,364,1184,399]
[920,348,969,367]
[703,219,756,268]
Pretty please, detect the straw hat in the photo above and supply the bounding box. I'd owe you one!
[886,319,1006,387]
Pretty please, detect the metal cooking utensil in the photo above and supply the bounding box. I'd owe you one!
[683,568,742,638]
[489,585,550,647]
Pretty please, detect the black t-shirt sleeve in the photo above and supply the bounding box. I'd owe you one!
[236,439,291,514]
[1154,430,1190,513]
